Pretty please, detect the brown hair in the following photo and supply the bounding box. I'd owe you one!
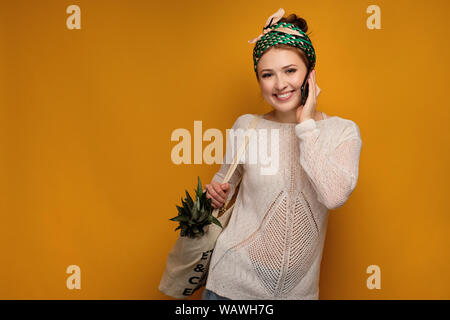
[256,13,313,81]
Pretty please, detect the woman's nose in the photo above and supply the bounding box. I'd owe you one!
[274,75,287,91]
[275,75,287,90]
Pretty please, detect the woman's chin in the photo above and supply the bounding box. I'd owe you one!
[270,99,302,112]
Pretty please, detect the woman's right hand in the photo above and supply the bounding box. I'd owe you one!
[205,181,230,209]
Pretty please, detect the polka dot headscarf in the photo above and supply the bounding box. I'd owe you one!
[248,8,316,74]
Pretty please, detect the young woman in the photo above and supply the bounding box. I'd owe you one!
[203,8,362,300]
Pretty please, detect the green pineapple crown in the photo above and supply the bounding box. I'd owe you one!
[170,176,223,238]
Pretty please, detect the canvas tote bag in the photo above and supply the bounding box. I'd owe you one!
[158,114,261,299]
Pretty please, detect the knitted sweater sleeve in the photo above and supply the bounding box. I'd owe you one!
[211,115,245,201]
[295,118,362,210]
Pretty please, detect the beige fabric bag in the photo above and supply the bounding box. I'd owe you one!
[158,115,261,299]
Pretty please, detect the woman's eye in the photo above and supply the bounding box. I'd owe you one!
[262,69,295,78]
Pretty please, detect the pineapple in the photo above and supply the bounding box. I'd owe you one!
[170,176,223,238]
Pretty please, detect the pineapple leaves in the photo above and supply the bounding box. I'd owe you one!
[198,207,209,223]
[196,177,202,197]
[184,190,194,210]
[169,176,221,238]
[175,204,186,216]
[170,215,189,222]
[209,214,223,228]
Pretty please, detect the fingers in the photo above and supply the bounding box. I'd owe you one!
[205,182,229,208]
[221,183,230,193]
[308,70,319,102]
[205,185,223,208]
[212,183,227,201]
[210,197,222,209]
[312,70,321,97]
[307,74,315,104]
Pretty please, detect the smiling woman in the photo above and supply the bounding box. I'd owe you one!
[257,49,313,121]
[200,8,363,300]
[249,10,320,124]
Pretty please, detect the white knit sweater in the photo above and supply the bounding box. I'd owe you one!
[205,112,362,300]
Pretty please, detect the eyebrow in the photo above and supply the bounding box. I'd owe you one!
[260,64,297,72]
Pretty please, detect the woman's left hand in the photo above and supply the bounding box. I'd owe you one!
[296,69,321,123]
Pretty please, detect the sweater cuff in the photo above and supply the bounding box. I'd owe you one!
[295,119,317,138]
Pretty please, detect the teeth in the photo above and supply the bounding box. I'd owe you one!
[277,91,293,98]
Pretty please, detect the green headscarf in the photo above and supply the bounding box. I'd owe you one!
[248,8,316,74]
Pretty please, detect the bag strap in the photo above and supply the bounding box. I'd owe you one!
[212,114,261,217]
[222,114,261,184]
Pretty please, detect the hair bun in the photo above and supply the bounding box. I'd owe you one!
[281,13,308,33]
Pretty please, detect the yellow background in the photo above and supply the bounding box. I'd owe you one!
[1,0,449,299]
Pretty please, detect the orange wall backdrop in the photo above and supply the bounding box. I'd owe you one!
[0,0,449,299]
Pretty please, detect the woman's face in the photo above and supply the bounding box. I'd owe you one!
[257,48,308,113]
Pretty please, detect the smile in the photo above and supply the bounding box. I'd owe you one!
[273,90,295,101]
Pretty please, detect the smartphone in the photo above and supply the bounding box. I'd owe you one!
[301,69,312,106]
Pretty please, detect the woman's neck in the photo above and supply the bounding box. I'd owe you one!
[264,110,322,124]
